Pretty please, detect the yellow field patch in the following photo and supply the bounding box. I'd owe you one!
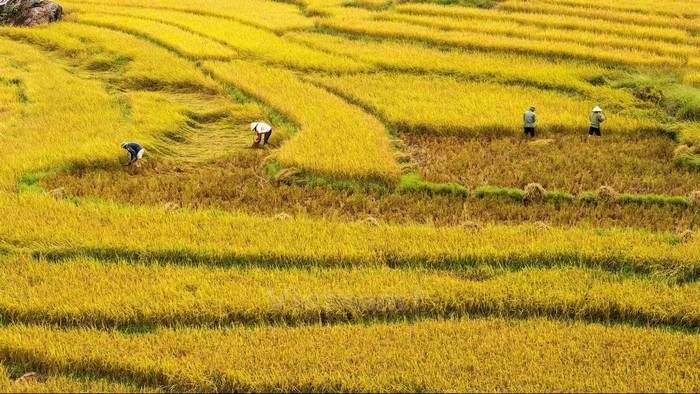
[1,0,699,390]
[0,37,131,189]
[499,0,700,32]
[69,13,237,60]
[2,192,699,277]
[380,12,698,60]
[0,363,152,394]
[396,3,694,44]
[204,60,399,181]
[311,72,658,135]
[65,2,371,73]
[1,319,699,392]
[319,13,685,68]
[50,22,220,91]
[286,31,637,107]
[62,0,312,32]
[527,0,700,18]
[3,257,700,328]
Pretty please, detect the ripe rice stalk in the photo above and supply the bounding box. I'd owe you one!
[1,318,700,392]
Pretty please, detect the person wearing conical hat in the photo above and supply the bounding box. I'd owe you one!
[523,106,537,138]
[120,141,145,166]
[250,121,273,148]
[588,106,605,137]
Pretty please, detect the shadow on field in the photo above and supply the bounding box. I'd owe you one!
[29,246,700,285]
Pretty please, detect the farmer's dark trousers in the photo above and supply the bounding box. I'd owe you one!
[263,130,272,144]
[524,127,535,138]
[589,126,601,136]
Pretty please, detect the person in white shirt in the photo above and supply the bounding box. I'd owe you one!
[251,122,273,148]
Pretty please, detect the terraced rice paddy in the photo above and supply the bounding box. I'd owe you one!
[1,0,700,391]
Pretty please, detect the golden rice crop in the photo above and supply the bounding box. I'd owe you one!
[379,12,698,60]
[310,72,657,136]
[499,0,700,32]
[346,0,391,8]
[65,3,371,72]
[203,60,399,181]
[0,37,132,189]
[394,3,694,44]
[0,35,242,190]
[2,0,700,390]
[0,363,153,393]
[1,24,268,168]
[286,31,638,107]
[680,122,700,147]
[318,11,685,67]
[125,92,266,161]
[536,0,700,18]
[1,319,699,392]
[0,60,24,131]
[2,256,699,328]
[126,92,189,139]
[0,25,87,55]
[69,13,237,60]
[61,0,312,32]
[50,22,219,91]
[1,192,699,278]
[684,72,700,88]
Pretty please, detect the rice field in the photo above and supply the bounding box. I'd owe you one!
[1,0,700,391]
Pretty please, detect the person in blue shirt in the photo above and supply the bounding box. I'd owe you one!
[120,142,145,166]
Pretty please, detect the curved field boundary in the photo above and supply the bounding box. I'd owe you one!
[66,4,371,72]
[310,73,658,136]
[285,31,624,99]
[70,13,237,60]
[395,3,694,44]
[318,10,686,68]
[498,0,700,32]
[540,0,700,18]
[0,37,134,190]
[49,22,220,92]
[379,12,698,59]
[62,0,313,32]
[203,60,400,182]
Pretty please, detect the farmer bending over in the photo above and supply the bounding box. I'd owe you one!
[121,141,145,166]
[251,122,272,148]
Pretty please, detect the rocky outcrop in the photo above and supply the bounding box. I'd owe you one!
[0,0,62,27]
